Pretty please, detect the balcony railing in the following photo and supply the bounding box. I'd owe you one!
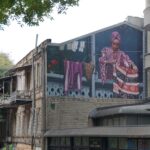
[0,94,11,104]
[0,90,32,105]
[15,90,32,100]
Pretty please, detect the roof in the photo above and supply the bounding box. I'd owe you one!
[89,104,150,118]
[8,64,32,72]
[44,126,150,137]
[0,64,32,80]
[0,75,16,81]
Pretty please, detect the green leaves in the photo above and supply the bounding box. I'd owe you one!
[0,52,13,77]
[0,0,79,28]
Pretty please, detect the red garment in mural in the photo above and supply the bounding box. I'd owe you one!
[99,47,139,97]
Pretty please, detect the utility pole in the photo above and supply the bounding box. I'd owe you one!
[31,34,38,150]
[41,42,47,150]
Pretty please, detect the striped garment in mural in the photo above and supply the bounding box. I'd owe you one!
[113,64,139,97]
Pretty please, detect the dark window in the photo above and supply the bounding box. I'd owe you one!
[89,137,102,150]
[108,138,118,150]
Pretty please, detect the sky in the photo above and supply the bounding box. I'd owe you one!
[0,0,145,64]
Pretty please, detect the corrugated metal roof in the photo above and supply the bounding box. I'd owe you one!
[44,126,150,137]
[89,104,150,118]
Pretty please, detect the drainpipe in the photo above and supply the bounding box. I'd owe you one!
[91,34,96,97]
[143,30,146,99]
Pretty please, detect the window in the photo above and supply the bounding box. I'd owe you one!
[60,137,66,146]
[146,69,150,98]
[25,69,31,90]
[127,115,138,125]
[74,137,81,146]
[48,137,71,150]
[108,138,118,149]
[119,138,128,149]
[138,115,150,125]
[128,139,137,150]
[82,137,89,146]
[113,117,119,126]
[89,137,102,149]
[74,137,89,149]
[108,118,113,126]
[147,31,150,54]
[138,139,150,150]
[119,138,137,150]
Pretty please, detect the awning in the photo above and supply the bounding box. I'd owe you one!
[10,99,32,105]
[0,75,16,81]
[44,126,150,137]
[0,103,17,108]
[89,104,150,118]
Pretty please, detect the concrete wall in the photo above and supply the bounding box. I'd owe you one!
[146,0,150,8]
[144,0,150,28]
[46,97,142,130]
[145,54,150,68]
[126,16,144,28]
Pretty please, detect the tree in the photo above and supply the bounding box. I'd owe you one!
[0,52,13,77]
[0,0,79,28]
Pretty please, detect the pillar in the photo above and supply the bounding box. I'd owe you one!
[144,0,150,98]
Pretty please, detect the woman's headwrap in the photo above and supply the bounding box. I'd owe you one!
[111,31,121,43]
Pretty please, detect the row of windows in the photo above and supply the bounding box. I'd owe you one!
[49,137,89,147]
[48,137,150,150]
[93,114,150,126]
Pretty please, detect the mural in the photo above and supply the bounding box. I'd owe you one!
[46,36,93,97]
[99,31,139,98]
[47,24,143,99]
[95,24,143,99]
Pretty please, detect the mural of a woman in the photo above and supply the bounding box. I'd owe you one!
[99,31,139,98]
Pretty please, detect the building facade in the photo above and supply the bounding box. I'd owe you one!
[0,1,150,150]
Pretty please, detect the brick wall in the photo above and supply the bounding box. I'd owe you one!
[46,97,142,130]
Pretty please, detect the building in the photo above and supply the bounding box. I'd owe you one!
[0,0,150,150]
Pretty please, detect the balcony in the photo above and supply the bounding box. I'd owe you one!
[0,90,32,106]
[15,90,32,100]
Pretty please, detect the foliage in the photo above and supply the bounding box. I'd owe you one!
[0,0,79,28]
[0,52,13,77]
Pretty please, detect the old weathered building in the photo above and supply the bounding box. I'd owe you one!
[1,0,150,150]
[0,40,49,150]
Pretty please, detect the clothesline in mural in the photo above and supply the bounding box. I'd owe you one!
[64,40,142,54]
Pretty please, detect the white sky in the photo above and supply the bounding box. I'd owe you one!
[0,0,145,64]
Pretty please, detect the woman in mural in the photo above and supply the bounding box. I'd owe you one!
[99,31,139,98]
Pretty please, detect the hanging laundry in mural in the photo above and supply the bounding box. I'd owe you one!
[79,41,85,52]
[99,31,139,98]
[64,60,82,93]
[84,62,95,80]
[72,41,78,52]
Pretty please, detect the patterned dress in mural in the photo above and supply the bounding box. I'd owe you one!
[99,47,139,98]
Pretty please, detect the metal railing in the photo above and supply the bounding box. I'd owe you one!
[0,90,32,104]
[15,90,32,100]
